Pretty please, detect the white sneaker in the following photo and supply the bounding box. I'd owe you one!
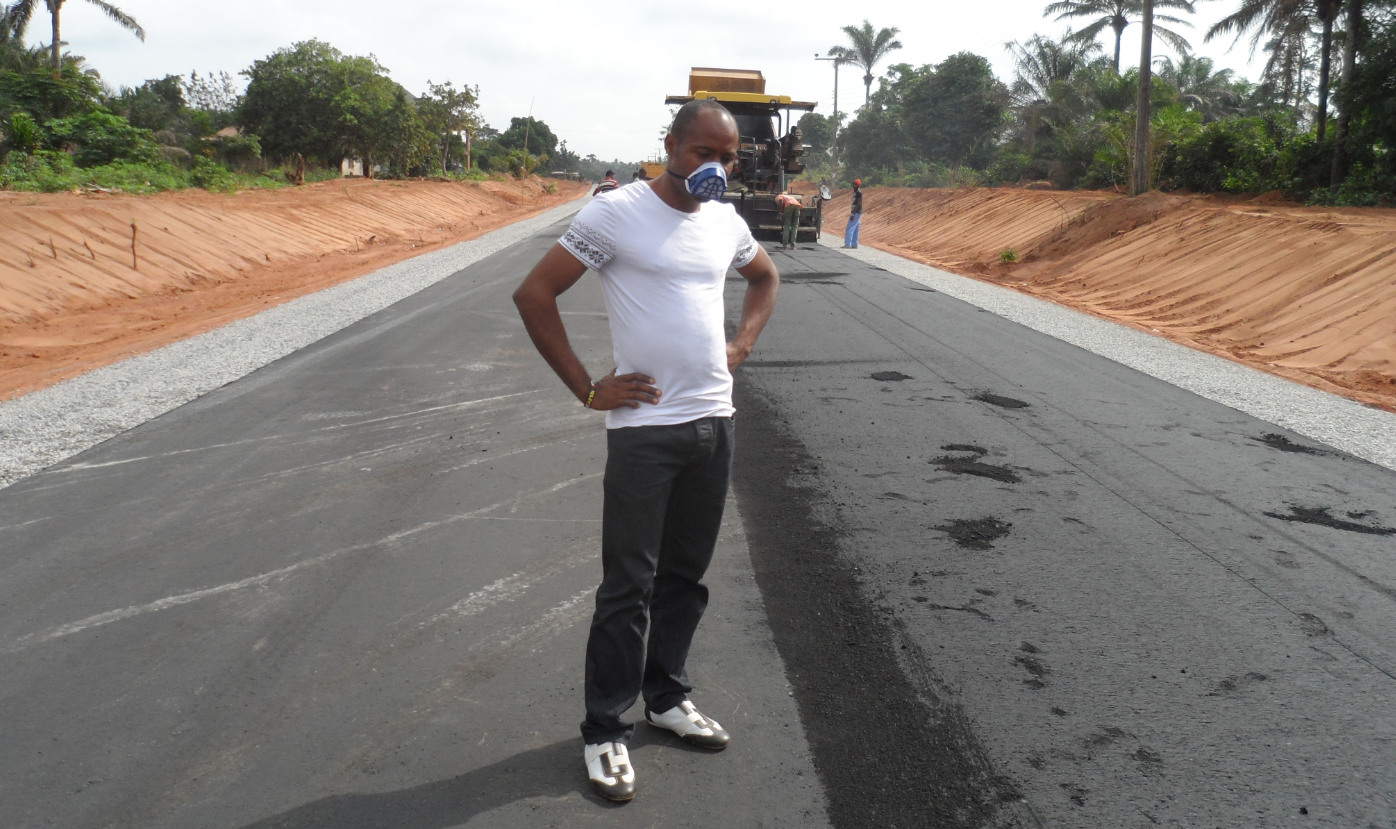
[645,700,731,750]
[584,741,636,801]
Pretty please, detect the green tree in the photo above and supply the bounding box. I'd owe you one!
[44,108,160,165]
[1155,54,1244,119]
[552,139,580,173]
[839,62,923,173]
[904,52,1010,167]
[1205,0,1338,129]
[183,71,240,117]
[1,2,31,69]
[828,20,903,106]
[1329,1,1396,200]
[1328,0,1363,187]
[796,111,833,159]
[4,0,144,70]
[497,115,557,160]
[1006,32,1102,150]
[109,74,183,132]
[239,40,426,173]
[0,44,102,122]
[1044,0,1197,72]
[418,79,479,173]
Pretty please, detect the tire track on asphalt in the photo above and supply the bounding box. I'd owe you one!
[2,473,600,654]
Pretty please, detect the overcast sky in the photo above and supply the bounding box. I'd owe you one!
[34,0,1268,161]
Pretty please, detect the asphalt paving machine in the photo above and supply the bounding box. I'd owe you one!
[665,68,823,242]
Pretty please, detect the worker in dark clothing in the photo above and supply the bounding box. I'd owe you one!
[843,179,862,249]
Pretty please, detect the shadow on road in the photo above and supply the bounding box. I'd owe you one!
[233,737,621,828]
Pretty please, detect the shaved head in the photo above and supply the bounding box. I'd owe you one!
[670,99,736,143]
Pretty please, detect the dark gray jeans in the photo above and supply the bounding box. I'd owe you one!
[581,415,734,745]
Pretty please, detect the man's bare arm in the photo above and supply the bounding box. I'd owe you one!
[512,244,661,410]
[726,246,780,371]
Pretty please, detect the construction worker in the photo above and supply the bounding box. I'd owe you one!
[843,178,862,248]
[594,170,620,196]
[775,190,801,250]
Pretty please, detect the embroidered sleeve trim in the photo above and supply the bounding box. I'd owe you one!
[560,219,616,269]
[732,237,759,269]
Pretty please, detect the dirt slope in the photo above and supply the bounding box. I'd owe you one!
[823,187,1396,411]
[0,177,586,400]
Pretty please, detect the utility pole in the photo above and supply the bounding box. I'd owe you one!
[1131,0,1155,196]
[815,53,846,183]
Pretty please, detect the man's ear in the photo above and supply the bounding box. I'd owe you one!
[663,132,676,160]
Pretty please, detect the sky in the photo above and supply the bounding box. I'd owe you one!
[29,0,1270,162]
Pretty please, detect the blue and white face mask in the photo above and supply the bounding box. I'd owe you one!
[668,161,728,202]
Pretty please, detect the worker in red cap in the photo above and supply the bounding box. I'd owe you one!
[843,179,863,249]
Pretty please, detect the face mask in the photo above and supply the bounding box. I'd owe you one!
[667,161,728,202]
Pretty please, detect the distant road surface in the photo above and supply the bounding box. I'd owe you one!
[1,218,1392,828]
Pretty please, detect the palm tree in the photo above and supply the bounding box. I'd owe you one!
[1007,32,1102,105]
[828,20,903,107]
[1206,0,1339,136]
[1330,0,1363,186]
[1154,54,1243,119]
[1257,16,1317,110]
[1311,0,1343,139]
[3,0,143,70]
[1,2,36,69]
[1006,32,1102,150]
[1044,0,1197,73]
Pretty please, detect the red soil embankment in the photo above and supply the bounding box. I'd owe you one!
[0,177,587,400]
[823,187,1396,412]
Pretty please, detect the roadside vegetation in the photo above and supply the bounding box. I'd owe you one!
[0,3,613,194]
[805,4,1396,205]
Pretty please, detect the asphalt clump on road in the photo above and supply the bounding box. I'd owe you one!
[1262,505,1395,535]
[1252,433,1330,455]
[934,517,1014,550]
[782,271,850,281]
[871,371,913,382]
[732,379,1023,828]
[932,447,1022,484]
[973,393,1030,409]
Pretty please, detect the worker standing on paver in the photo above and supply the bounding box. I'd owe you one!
[843,178,863,248]
[512,99,780,803]
[775,190,801,250]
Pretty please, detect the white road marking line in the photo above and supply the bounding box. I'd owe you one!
[383,473,599,545]
[0,515,52,533]
[58,390,544,473]
[472,589,594,652]
[435,428,591,476]
[420,549,600,630]
[475,517,602,522]
[4,473,602,654]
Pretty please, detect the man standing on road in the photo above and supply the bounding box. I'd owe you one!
[513,99,780,803]
[843,178,863,249]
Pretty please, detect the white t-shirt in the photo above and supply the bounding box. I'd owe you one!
[559,184,759,429]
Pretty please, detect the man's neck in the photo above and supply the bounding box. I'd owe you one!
[649,172,701,214]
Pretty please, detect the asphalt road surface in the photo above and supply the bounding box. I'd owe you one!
[3,218,1394,828]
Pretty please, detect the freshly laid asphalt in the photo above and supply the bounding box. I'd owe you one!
[2,217,1394,827]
